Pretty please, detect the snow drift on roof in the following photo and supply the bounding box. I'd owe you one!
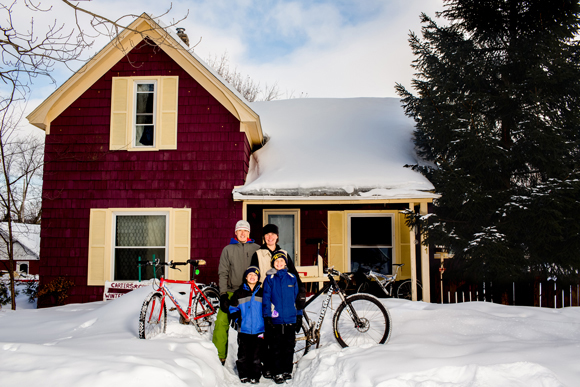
[235,98,435,199]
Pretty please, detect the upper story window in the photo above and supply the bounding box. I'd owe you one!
[110,76,178,151]
[134,81,157,147]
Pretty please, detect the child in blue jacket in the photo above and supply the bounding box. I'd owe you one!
[229,266,264,384]
[262,251,304,384]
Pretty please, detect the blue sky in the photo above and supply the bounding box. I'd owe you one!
[9,0,445,135]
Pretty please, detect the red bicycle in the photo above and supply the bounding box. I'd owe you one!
[138,259,220,339]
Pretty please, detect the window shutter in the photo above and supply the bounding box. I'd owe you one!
[328,211,346,273]
[87,209,110,285]
[110,78,131,150]
[169,208,191,280]
[398,212,411,279]
[158,76,179,150]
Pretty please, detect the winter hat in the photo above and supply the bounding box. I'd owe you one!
[271,250,288,267]
[235,220,251,232]
[244,266,260,279]
[262,223,279,235]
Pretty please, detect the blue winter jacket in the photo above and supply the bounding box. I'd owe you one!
[229,282,265,335]
[262,268,302,324]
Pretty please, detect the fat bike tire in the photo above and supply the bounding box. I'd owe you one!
[138,292,167,339]
[192,286,220,335]
[332,294,391,348]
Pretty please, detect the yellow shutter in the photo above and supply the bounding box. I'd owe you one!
[87,209,110,285]
[168,208,191,280]
[110,78,131,150]
[158,76,179,150]
[328,211,346,273]
[398,212,412,280]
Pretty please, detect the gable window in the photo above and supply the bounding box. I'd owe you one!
[110,76,178,151]
[113,213,167,280]
[134,81,156,147]
[348,214,394,275]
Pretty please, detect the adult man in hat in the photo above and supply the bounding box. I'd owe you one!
[212,220,260,365]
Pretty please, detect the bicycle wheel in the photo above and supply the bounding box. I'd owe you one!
[294,312,312,364]
[192,286,220,334]
[138,292,167,339]
[357,281,370,294]
[396,280,423,301]
[332,294,391,348]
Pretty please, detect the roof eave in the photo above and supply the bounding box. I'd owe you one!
[26,13,263,147]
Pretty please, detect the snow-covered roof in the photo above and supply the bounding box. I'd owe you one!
[0,223,41,259]
[234,98,436,201]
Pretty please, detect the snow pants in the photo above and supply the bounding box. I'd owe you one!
[236,333,263,380]
[267,323,296,376]
[212,292,233,359]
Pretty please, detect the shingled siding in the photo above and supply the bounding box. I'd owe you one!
[39,42,248,305]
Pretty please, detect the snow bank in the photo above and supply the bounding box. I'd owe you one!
[1,289,578,387]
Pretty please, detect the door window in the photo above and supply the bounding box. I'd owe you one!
[264,209,300,264]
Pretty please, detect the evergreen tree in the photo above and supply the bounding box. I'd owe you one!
[396,0,580,281]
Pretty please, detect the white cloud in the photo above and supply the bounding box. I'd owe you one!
[13,0,446,130]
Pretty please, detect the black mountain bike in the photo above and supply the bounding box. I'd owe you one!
[294,267,392,363]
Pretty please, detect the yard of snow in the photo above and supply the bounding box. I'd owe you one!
[1,284,579,387]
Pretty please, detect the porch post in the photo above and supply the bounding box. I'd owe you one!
[409,202,417,301]
[420,202,431,302]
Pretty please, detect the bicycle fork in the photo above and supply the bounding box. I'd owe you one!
[337,291,366,329]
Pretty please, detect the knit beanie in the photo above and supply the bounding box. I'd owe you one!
[271,250,288,267]
[244,266,260,280]
[262,223,279,235]
[235,220,251,232]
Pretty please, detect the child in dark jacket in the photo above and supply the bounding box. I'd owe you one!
[262,251,304,384]
[229,266,264,384]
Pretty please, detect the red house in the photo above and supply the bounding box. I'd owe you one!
[27,14,263,304]
[28,14,437,305]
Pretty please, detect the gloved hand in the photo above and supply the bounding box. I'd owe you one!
[296,288,306,310]
[264,316,274,330]
[220,294,229,313]
[229,311,241,330]
[295,315,303,333]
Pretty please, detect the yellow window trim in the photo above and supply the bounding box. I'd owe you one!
[110,76,179,151]
[87,207,191,285]
[327,210,413,279]
[26,14,263,149]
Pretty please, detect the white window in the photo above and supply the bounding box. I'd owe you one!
[134,81,157,148]
[110,76,178,151]
[263,209,300,264]
[348,214,394,275]
[113,212,168,280]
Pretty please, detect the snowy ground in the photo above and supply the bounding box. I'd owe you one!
[1,285,579,387]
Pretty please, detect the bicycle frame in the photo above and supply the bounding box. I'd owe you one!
[303,270,362,336]
[153,278,214,323]
[142,259,217,325]
[362,264,404,297]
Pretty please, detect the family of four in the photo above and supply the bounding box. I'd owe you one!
[212,220,306,384]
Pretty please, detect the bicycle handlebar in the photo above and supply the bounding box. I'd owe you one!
[137,259,207,269]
